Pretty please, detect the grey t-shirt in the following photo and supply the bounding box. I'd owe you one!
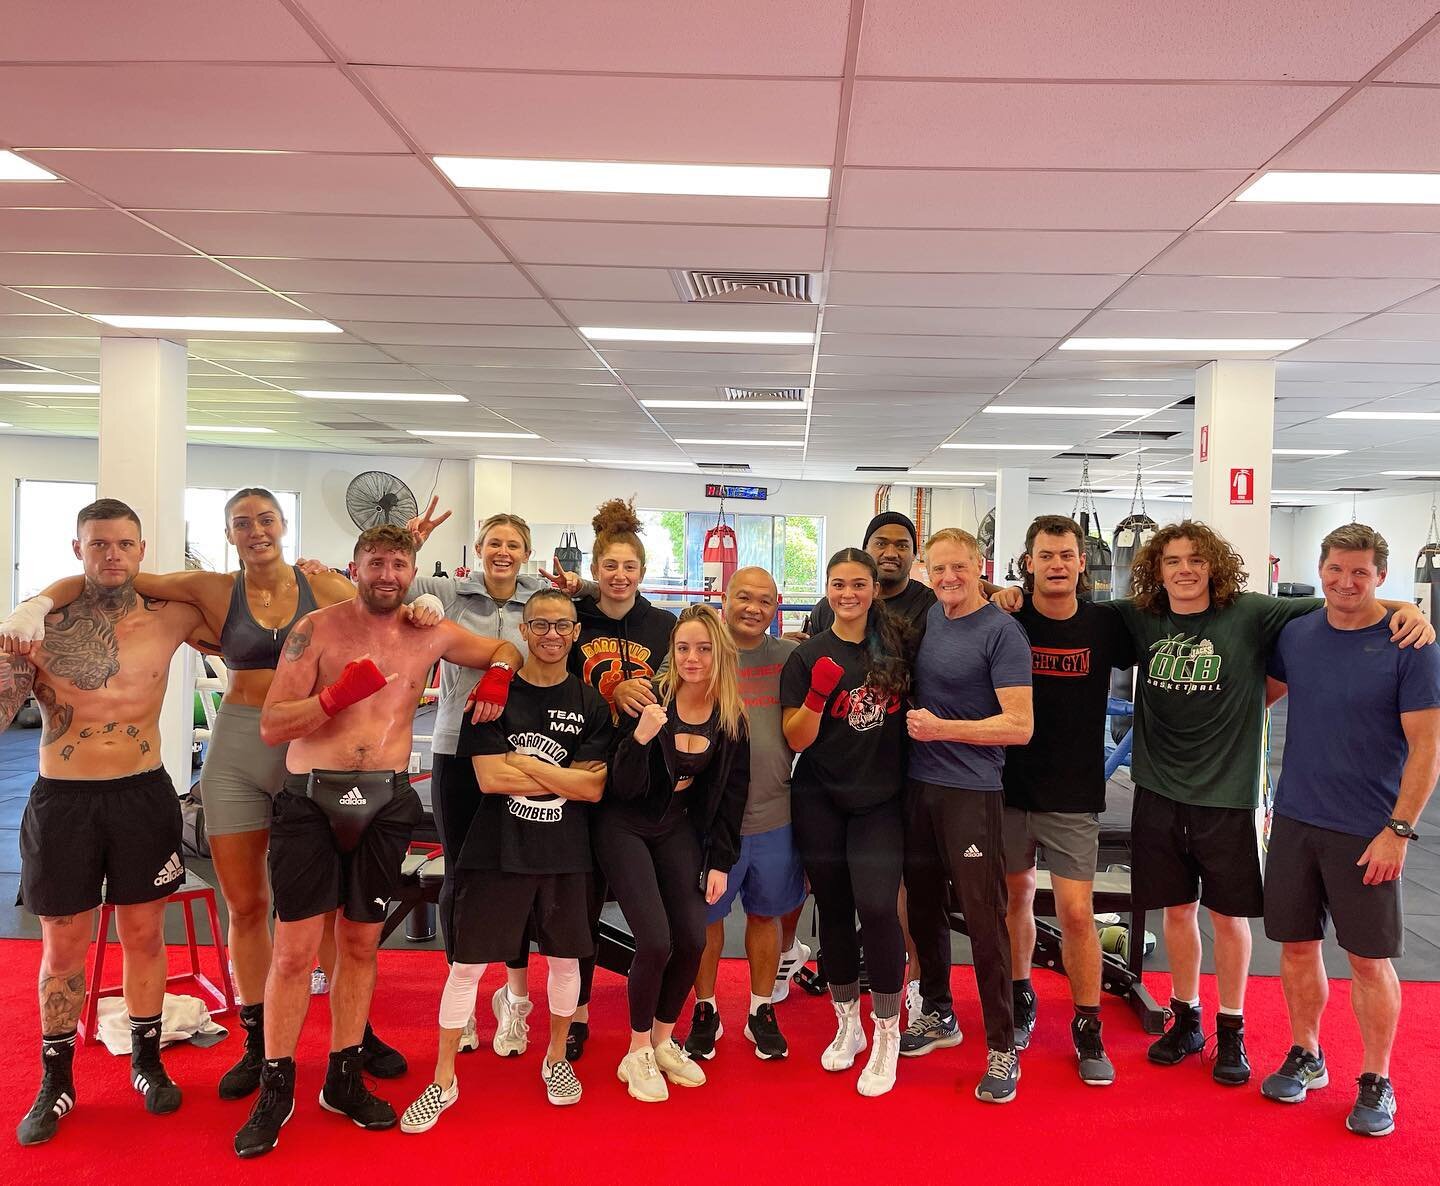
[737,633,798,835]
[408,572,549,755]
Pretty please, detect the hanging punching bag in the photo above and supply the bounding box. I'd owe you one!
[977,508,996,583]
[702,516,738,597]
[1416,504,1440,622]
[1078,511,1113,602]
[1111,513,1158,599]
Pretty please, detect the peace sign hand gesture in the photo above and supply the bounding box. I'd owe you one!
[405,496,453,549]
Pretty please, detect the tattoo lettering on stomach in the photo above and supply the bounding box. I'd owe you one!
[56,721,153,762]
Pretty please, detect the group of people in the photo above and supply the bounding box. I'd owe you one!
[0,490,1434,1155]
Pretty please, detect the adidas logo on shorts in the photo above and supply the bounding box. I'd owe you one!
[963,844,983,859]
[152,853,183,887]
[339,788,367,806]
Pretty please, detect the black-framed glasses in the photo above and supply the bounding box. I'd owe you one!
[523,619,577,636]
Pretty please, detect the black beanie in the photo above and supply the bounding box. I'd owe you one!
[864,511,917,551]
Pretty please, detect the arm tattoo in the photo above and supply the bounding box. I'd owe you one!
[38,967,86,1035]
[34,682,73,746]
[0,656,36,727]
[283,621,313,662]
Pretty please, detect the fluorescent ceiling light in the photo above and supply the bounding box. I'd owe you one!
[1328,410,1440,422]
[185,425,275,433]
[983,405,1166,417]
[296,390,467,404]
[405,429,537,439]
[941,443,1070,451]
[0,421,11,428]
[1384,470,1440,477]
[94,314,341,333]
[640,400,806,409]
[434,156,830,199]
[1273,447,1348,456]
[475,454,586,464]
[582,327,814,346]
[676,437,804,447]
[1238,171,1440,205]
[0,151,57,182]
[0,382,99,393]
[1060,338,1306,352]
[588,458,696,468]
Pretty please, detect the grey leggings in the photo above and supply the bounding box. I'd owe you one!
[197,701,288,836]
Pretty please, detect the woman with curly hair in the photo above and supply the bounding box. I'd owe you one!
[781,548,911,1097]
[1114,519,1430,1088]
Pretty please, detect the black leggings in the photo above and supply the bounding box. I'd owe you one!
[791,786,905,996]
[593,805,707,1032]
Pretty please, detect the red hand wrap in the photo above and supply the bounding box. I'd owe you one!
[318,658,387,718]
[470,664,516,711]
[803,655,844,714]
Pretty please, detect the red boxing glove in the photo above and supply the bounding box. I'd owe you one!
[804,656,845,714]
[469,663,516,712]
[318,658,388,718]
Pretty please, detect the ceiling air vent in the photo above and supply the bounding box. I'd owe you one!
[696,461,752,472]
[368,437,419,445]
[723,387,808,402]
[317,421,393,432]
[855,465,909,472]
[1100,429,1180,442]
[1055,450,1123,460]
[0,356,44,372]
[675,270,818,304]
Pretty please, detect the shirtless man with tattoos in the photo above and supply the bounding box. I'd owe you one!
[0,499,206,1146]
[235,523,521,1159]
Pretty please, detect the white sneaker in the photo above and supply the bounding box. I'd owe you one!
[491,987,531,1058]
[541,1057,583,1106]
[617,1048,668,1103]
[773,941,811,1005]
[400,1078,458,1133]
[820,999,867,1072]
[457,1012,480,1054]
[654,1039,707,1087]
[857,1015,900,1097]
[905,979,922,1026]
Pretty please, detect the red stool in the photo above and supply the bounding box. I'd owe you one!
[78,875,237,1046]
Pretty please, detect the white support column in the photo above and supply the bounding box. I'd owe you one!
[468,459,514,567]
[99,338,191,790]
[1191,360,1275,589]
[993,467,1031,582]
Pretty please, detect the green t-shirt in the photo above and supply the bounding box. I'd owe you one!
[1113,592,1322,810]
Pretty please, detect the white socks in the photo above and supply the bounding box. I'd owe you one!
[749,993,772,1015]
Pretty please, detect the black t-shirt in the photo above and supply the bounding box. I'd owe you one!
[809,578,935,651]
[780,630,907,811]
[453,673,614,874]
[1001,597,1135,813]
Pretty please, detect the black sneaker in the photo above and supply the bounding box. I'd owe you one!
[319,1050,397,1130]
[565,1021,589,1063]
[899,1008,962,1057]
[1211,1016,1251,1086]
[684,1001,723,1061]
[1347,1073,1397,1137]
[16,1072,75,1146]
[1072,1015,1115,1087]
[743,1004,788,1060]
[361,1023,407,1079]
[131,1059,183,1115]
[975,1048,1020,1103]
[219,1006,265,1100]
[1148,1000,1204,1066]
[234,1059,295,1159]
[1012,986,1037,1052]
[1261,1045,1328,1103]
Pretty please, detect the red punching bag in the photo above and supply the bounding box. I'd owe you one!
[702,504,738,597]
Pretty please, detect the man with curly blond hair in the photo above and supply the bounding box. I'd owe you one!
[1117,520,1431,1088]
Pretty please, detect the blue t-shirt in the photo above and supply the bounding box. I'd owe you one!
[1269,608,1440,837]
[910,601,1033,791]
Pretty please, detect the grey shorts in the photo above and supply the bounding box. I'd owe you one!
[1002,807,1100,882]
[197,701,289,837]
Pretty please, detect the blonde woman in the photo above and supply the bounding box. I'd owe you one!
[596,604,750,1101]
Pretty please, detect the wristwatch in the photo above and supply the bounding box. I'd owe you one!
[1385,818,1417,841]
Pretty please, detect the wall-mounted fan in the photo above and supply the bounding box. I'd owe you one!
[345,470,419,529]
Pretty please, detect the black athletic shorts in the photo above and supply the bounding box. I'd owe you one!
[269,774,422,924]
[20,768,184,918]
[1130,785,1264,918]
[1264,814,1404,960]
[447,868,594,965]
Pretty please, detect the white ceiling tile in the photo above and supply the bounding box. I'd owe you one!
[30,151,458,217]
[390,345,605,368]
[304,0,850,73]
[0,290,63,314]
[0,179,105,209]
[1378,25,1440,82]
[338,323,581,349]
[1081,309,1364,337]
[11,287,307,317]
[184,340,395,363]
[222,259,536,297]
[290,294,563,325]
[602,350,812,371]
[1391,288,1440,314]
[525,266,691,302]
[1151,231,1440,279]
[495,221,826,270]
[555,301,818,332]
[814,373,1009,393]
[822,306,1083,336]
[1277,360,1440,383]
[1205,201,1440,233]
[0,329,102,350]
[419,366,617,385]
[0,252,259,290]
[467,192,829,227]
[0,64,407,151]
[1281,339,1440,364]
[233,363,435,383]
[847,82,1343,169]
[361,68,841,165]
[1278,86,1440,170]
[1116,274,1432,313]
[0,209,188,254]
[825,271,1126,307]
[817,354,1027,378]
[1317,313,1440,342]
[148,213,504,262]
[857,0,1436,80]
[821,333,1051,359]
[837,169,1246,230]
[832,228,1175,273]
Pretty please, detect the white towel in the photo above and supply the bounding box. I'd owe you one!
[95,993,229,1056]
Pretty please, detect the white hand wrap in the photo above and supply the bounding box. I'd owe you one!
[0,595,52,648]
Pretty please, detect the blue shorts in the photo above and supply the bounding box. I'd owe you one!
[707,823,807,925]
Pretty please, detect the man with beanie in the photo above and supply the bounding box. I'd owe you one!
[804,512,937,639]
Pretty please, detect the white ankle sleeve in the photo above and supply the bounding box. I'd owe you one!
[439,961,488,1030]
[546,957,581,1018]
